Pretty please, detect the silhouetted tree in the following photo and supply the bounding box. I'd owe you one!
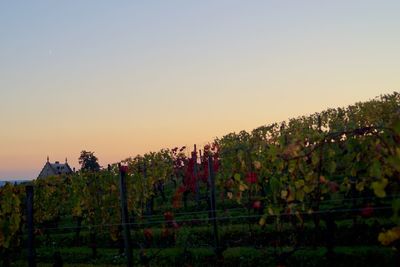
[79,150,100,172]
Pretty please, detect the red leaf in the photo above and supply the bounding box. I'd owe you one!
[361,204,374,218]
[246,172,258,184]
[252,200,262,210]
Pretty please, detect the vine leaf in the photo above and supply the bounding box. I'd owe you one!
[371,178,388,198]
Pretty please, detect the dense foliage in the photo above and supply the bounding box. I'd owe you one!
[1,92,399,265]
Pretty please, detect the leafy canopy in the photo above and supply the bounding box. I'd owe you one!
[79,150,100,172]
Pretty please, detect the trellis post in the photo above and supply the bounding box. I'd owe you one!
[26,185,36,267]
[119,164,133,267]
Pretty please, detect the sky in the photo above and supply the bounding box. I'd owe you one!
[0,1,399,180]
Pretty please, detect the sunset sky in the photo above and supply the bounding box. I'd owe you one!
[1,1,399,180]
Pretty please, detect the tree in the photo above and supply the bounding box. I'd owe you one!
[79,150,100,172]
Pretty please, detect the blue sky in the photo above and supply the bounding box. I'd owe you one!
[0,1,399,179]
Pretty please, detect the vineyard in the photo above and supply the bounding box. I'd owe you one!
[1,92,400,266]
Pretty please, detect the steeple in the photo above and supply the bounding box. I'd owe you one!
[65,157,68,164]
[47,156,49,163]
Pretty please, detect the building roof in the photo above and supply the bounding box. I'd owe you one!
[37,157,73,179]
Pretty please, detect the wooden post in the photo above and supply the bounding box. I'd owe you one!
[314,115,324,228]
[316,115,324,203]
[119,164,133,267]
[193,144,200,209]
[143,162,152,216]
[208,154,220,255]
[26,185,36,267]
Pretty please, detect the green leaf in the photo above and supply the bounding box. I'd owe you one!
[350,168,357,177]
[280,175,288,182]
[288,161,296,173]
[388,154,400,173]
[371,178,388,198]
[327,161,337,174]
[295,179,305,189]
[392,120,400,134]
[356,181,365,192]
[392,199,400,223]
[303,185,314,194]
[237,150,244,161]
[305,172,314,181]
[259,215,267,226]
[234,173,241,181]
[312,153,319,166]
[296,190,305,201]
[327,148,336,158]
[370,160,382,178]
[270,177,280,193]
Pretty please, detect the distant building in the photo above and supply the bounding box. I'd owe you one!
[37,157,74,179]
